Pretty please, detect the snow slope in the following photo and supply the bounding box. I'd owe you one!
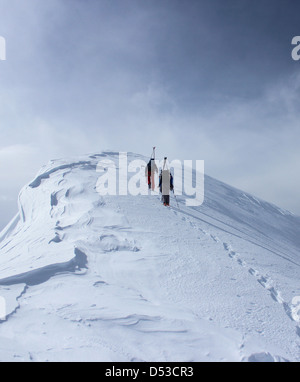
[0,151,299,362]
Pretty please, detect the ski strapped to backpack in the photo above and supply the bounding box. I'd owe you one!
[151,147,156,160]
[163,156,167,170]
[146,147,158,191]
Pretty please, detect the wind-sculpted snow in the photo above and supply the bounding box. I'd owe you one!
[29,161,96,188]
[0,248,87,286]
[203,175,300,253]
[0,151,299,362]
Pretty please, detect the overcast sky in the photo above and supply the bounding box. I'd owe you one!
[0,0,300,229]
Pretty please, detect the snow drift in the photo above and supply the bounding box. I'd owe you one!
[0,151,299,362]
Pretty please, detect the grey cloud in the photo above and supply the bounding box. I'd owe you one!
[0,0,300,230]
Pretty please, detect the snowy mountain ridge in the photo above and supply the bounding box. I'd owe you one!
[0,151,299,362]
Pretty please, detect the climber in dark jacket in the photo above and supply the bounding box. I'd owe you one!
[159,169,173,206]
[145,158,158,191]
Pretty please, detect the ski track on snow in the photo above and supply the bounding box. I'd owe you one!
[171,206,300,338]
[1,152,299,361]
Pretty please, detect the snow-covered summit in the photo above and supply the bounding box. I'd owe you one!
[0,151,299,361]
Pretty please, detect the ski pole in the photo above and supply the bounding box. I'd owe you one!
[151,146,156,160]
[173,190,180,209]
